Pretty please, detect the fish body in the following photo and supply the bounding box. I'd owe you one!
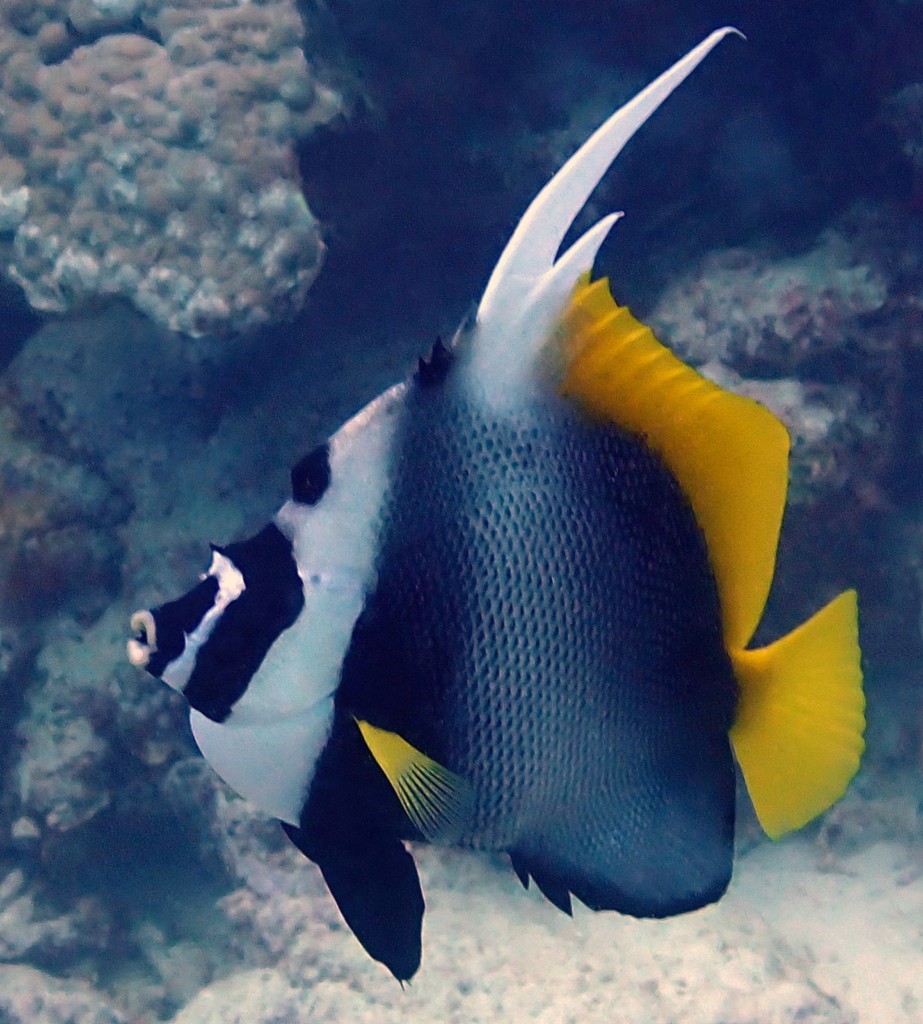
[128,28,865,981]
[319,373,736,886]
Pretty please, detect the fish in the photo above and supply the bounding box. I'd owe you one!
[127,27,865,982]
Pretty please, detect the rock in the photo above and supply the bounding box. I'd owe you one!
[0,0,351,336]
[644,229,890,508]
[0,407,128,622]
[169,969,307,1024]
[0,965,126,1024]
[651,231,888,376]
[12,606,193,835]
[15,708,110,832]
[0,870,110,963]
[69,0,144,36]
[158,839,875,1024]
[161,757,304,892]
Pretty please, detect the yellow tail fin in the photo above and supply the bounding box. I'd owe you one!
[729,590,865,839]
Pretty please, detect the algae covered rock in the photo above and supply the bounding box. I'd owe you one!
[0,964,126,1024]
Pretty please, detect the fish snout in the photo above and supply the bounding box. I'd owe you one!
[127,609,158,672]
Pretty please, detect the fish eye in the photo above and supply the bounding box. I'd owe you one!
[291,443,331,505]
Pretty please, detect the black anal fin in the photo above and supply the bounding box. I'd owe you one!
[282,822,424,982]
[509,852,530,891]
[508,852,573,916]
[529,869,573,917]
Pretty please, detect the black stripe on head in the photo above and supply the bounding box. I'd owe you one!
[291,444,331,505]
[144,576,220,678]
[183,523,305,723]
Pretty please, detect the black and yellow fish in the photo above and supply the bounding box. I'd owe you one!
[127,28,864,981]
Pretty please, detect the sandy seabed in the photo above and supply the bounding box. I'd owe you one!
[158,834,920,1024]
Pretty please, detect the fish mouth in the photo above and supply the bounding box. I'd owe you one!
[126,574,221,680]
[127,609,157,668]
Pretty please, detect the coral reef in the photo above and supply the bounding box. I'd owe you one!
[0,0,347,336]
[0,868,110,962]
[0,406,129,622]
[2,202,919,1023]
[1,186,920,1019]
[649,229,889,504]
[13,609,193,833]
[0,965,126,1024]
[643,205,923,667]
[651,232,888,373]
[126,837,923,1024]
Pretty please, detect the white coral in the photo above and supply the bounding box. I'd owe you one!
[0,0,348,337]
[0,186,29,232]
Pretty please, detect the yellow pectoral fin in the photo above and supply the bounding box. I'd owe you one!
[729,590,865,839]
[558,277,790,652]
[355,719,474,844]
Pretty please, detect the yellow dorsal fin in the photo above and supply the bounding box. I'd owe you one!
[729,589,865,839]
[558,276,790,651]
[355,719,475,843]
[557,278,864,839]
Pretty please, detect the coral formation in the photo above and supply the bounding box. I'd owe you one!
[2,203,918,1022]
[2,193,920,1020]
[0,964,126,1024]
[642,208,923,667]
[0,407,128,622]
[652,233,888,373]
[0,0,347,336]
[649,230,889,504]
[0,869,110,963]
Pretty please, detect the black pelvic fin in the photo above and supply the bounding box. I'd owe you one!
[282,822,424,982]
[415,337,453,387]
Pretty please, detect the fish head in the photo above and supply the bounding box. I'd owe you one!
[127,525,303,723]
[126,380,408,822]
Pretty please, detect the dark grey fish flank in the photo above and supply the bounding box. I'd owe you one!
[332,374,738,916]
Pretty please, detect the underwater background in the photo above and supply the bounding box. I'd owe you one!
[0,1,921,1021]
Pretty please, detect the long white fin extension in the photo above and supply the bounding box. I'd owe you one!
[468,27,743,403]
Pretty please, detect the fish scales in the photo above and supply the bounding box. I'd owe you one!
[334,377,738,861]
